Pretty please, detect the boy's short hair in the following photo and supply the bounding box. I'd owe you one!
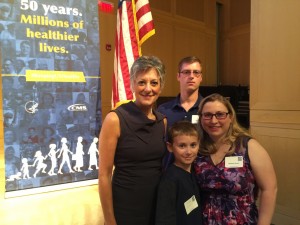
[167,121,199,144]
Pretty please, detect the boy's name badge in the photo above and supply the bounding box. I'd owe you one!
[191,115,199,124]
[225,156,243,168]
[184,195,198,215]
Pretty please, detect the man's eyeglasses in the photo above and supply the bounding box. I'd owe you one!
[180,70,202,77]
[201,112,229,120]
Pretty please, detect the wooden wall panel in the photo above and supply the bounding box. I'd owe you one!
[217,0,251,86]
[227,29,250,85]
[176,0,205,22]
[220,25,250,86]
[251,126,300,221]
[230,0,250,27]
[204,34,217,85]
[251,111,300,127]
[142,20,175,96]
[251,0,300,111]
[150,0,172,13]
[250,1,300,224]
[99,10,116,116]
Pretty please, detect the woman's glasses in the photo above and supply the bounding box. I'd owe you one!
[201,112,229,120]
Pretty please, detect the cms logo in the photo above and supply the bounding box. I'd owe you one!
[67,104,87,111]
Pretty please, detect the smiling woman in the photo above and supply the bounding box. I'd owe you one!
[99,56,167,225]
[194,93,277,225]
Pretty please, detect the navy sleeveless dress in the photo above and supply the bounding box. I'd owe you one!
[112,102,166,225]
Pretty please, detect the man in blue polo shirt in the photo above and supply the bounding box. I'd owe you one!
[157,56,203,168]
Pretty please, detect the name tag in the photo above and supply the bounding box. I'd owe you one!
[184,195,198,215]
[225,156,243,168]
[191,115,199,124]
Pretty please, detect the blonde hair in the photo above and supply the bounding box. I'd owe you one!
[198,93,251,155]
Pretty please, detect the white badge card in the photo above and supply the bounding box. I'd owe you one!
[225,156,243,168]
[191,115,199,124]
[184,195,198,215]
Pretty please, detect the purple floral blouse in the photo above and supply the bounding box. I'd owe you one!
[194,137,258,225]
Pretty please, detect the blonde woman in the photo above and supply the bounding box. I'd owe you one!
[194,93,277,225]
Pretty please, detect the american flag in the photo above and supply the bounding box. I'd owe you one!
[112,0,155,108]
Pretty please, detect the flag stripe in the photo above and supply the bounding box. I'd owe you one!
[137,11,153,29]
[112,0,155,108]
[139,20,155,45]
[120,1,136,99]
[136,2,151,21]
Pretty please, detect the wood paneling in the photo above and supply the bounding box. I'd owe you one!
[141,19,175,96]
[99,9,116,116]
[230,0,251,27]
[176,0,204,22]
[150,0,172,13]
[251,125,300,221]
[250,1,300,224]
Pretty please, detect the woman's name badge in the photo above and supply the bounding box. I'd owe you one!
[184,195,198,215]
[191,115,199,124]
[225,156,243,168]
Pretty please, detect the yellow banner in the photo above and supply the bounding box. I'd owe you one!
[26,70,86,82]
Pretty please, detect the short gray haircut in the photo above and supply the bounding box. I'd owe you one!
[130,55,166,90]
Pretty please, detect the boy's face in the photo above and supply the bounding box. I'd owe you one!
[167,134,199,172]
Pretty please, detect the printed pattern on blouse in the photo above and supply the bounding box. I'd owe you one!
[194,137,258,225]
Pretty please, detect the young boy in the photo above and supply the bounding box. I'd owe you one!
[156,121,202,225]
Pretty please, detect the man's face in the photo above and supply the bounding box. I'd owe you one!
[20,43,31,56]
[3,60,14,73]
[15,59,25,70]
[4,112,14,127]
[18,76,26,85]
[177,62,203,93]
[0,4,11,20]
[5,147,15,160]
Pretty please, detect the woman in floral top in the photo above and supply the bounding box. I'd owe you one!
[194,93,277,225]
